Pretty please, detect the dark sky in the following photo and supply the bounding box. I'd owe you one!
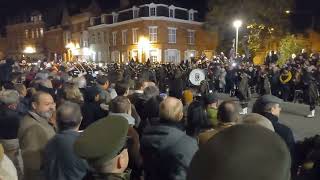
[0,0,319,32]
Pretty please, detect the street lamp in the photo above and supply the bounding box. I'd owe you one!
[233,20,242,57]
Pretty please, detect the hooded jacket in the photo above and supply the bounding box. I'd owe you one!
[141,121,198,180]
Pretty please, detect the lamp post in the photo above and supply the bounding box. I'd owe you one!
[233,20,242,57]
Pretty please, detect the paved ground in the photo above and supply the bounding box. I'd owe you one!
[217,93,320,141]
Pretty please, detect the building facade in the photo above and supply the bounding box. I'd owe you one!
[89,3,218,63]
[44,26,64,61]
[61,1,100,61]
[6,11,46,60]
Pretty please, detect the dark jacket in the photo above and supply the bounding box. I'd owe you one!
[262,112,295,155]
[140,121,198,180]
[80,102,108,130]
[0,105,21,139]
[43,130,89,180]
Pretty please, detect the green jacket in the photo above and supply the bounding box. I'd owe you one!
[207,108,218,127]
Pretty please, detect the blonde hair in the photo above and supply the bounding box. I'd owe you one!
[159,97,183,122]
[63,85,84,103]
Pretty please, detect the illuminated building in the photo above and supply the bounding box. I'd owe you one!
[89,3,218,63]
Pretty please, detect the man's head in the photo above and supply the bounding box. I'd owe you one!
[0,90,20,109]
[135,79,146,91]
[217,100,239,124]
[110,96,131,115]
[204,93,219,109]
[143,86,159,100]
[31,91,56,120]
[56,101,82,132]
[252,95,283,117]
[74,116,129,174]
[240,113,274,132]
[159,97,183,122]
[115,81,130,96]
[187,125,291,180]
[97,75,110,90]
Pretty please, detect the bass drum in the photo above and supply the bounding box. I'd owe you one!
[189,69,206,86]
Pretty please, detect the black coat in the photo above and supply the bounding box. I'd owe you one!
[43,130,89,180]
[0,105,22,139]
[141,121,198,180]
[80,102,108,130]
[262,112,295,155]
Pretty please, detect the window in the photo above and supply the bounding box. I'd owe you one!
[40,28,44,37]
[149,50,158,62]
[149,26,157,43]
[132,28,138,44]
[150,7,156,16]
[122,30,127,45]
[133,8,139,18]
[165,49,180,64]
[168,28,177,43]
[187,30,195,44]
[91,33,96,44]
[189,11,194,21]
[104,32,108,44]
[25,29,29,39]
[36,28,39,38]
[169,9,174,18]
[113,14,118,23]
[97,32,101,43]
[112,32,117,46]
[31,30,35,39]
[39,15,42,21]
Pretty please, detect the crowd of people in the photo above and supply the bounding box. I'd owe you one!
[0,50,318,180]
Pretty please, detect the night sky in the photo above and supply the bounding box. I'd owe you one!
[0,0,319,32]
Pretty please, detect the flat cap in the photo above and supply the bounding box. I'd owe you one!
[74,115,129,166]
[204,93,219,105]
[187,124,291,180]
[258,94,283,105]
[0,90,19,105]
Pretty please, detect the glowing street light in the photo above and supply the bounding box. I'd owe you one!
[285,10,291,14]
[233,20,242,57]
[23,46,36,54]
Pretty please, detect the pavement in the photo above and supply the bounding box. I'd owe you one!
[216,93,320,141]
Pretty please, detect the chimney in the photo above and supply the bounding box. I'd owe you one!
[120,0,130,9]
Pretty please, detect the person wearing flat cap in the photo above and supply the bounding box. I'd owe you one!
[74,115,131,180]
[252,94,295,161]
[187,124,291,180]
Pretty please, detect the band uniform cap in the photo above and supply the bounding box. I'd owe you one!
[74,115,129,165]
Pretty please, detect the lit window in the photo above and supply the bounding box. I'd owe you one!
[149,50,158,62]
[149,26,157,43]
[25,29,29,39]
[150,7,156,16]
[36,28,39,38]
[187,30,195,44]
[168,28,176,43]
[133,8,139,18]
[39,15,42,21]
[31,30,35,39]
[112,32,117,46]
[132,28,138,44]
[165,49,180,64]
[169,9,174,18]
[122,30,127,45]
[40,28,44,37]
